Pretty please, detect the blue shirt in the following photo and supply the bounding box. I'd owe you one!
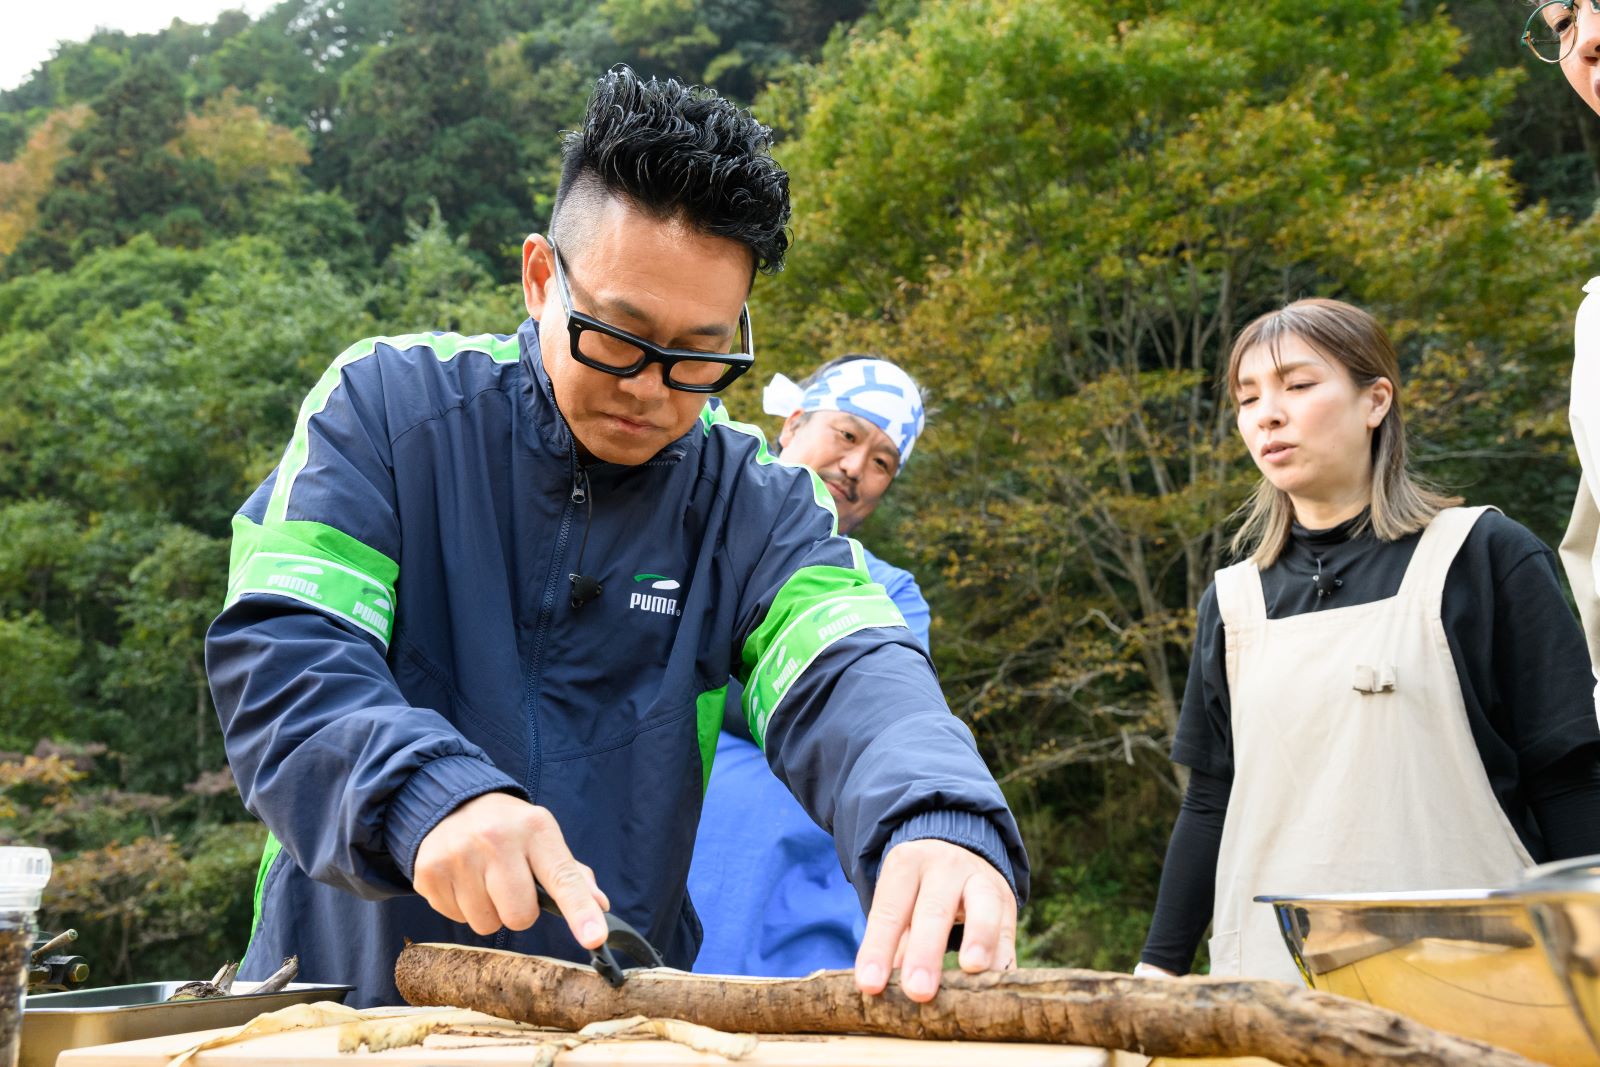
[688,549,932,976]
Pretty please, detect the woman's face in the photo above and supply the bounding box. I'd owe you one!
[1234,335,1393,516]
[1557,2,1600,117]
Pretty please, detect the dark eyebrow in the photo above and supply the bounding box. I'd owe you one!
[1236,359,1318,389]
[571,276,734,341]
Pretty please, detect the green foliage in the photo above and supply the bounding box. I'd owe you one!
[0,617,78,753]
[0,231,371,814]
[101,526,232,791]
[1012,771,1177,971]
[44,44,130,109]
[319,0,527,260]
[375,205,522,331]
[253,192,372,280]
[3,236,369,526]
[0,500,79,618]
[193,0,402,138]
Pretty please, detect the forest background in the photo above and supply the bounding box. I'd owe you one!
[1,0,1595,983]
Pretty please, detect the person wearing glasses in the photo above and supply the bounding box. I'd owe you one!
[1525,3,1600,700]
[688,355,932,977]
[205,67,1027,1009]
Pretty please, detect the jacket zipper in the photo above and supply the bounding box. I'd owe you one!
[497,454,583,954]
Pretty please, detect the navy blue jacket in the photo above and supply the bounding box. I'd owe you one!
[206,321,1028,1006]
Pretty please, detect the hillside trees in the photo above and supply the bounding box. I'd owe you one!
[0,107,91,257]
[8,58,214,272]
[3,58,319,276]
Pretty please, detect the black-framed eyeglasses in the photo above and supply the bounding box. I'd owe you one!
[1523,0,1600,63]
[548,238,755,393]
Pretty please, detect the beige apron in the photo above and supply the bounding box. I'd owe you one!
[1560,276,1600,692]
[1209,507,1534,982]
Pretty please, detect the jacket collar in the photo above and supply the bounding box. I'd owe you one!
[517,318,575,455]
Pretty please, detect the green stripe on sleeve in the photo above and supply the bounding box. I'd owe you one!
[844,535,866,571]
[226,514,399,647]
[739,565,908,749]
[695,685,728,793]
[247,831,283,948]
[699,402,840,535]
[267,332,519,525]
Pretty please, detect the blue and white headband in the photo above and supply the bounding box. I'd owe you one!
[761,359,926,466]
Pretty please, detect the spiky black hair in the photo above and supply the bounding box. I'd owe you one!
[551,66,791,275]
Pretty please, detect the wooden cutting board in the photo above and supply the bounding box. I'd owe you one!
[54,1016,1145,1067]
[52,1011,1291,1067]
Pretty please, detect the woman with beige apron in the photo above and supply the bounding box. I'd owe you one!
[1136,298,1600,981]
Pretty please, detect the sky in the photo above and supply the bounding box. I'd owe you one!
[5,2,277,93]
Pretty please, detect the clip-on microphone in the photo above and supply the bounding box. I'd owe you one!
[569,572,603,608]
[1311,557,1343,601]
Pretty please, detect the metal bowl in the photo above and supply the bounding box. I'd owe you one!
[1518,855,1600,1058]
[21,980,352,1067]
[1259,888,1599,1065]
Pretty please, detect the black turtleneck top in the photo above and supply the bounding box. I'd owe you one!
[1140,509,1600,975]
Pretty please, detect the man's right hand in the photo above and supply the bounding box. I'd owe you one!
[412,792,611,949]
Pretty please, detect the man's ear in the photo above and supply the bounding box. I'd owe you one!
[522,234,555,319]
[778,410,806,450]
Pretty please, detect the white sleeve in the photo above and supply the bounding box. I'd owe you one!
[1561,277,1600,699]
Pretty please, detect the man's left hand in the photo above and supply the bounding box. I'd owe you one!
[854,838,1017,1003]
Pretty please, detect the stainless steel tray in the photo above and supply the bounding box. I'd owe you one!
[21,981,353,1067]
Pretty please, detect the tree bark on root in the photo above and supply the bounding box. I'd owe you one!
[394,943,1545,1067]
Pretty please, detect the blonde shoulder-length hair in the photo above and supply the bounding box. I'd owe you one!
[1225,298,1461,568]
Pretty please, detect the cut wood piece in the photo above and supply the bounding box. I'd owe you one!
[334,1010,495,1053]
[575,1016,759,1059]
[164,1001,365,1067]
[394,943,1547,1067]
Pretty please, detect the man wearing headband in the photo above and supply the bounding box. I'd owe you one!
[688,354,934,976]
[764,355,926,534]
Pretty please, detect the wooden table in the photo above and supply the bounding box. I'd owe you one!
[52,1008,1294,1067]
[55,1018,1150,1067]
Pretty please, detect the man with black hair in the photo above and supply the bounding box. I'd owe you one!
[689,354,936,977]
[208,67,1028,1008]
